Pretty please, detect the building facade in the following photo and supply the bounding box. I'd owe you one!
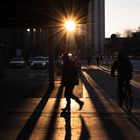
[86,0,105,56]
[0,0,105,59]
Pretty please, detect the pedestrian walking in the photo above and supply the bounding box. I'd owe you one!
[61,53,84,112]
[96,55,100,66]
[87,56,92,65]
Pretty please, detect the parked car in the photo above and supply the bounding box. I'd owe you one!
[8,57,26,68]
[30,56,49,69]
[43,56,49,64]
[27,57,34,65]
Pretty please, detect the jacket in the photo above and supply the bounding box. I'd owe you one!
[61,59,79,86]
[111,56,133,80]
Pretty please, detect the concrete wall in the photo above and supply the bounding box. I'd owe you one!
[87,0,105,55]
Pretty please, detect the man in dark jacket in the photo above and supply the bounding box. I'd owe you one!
[61,53,84,111]
[111,52,133,106]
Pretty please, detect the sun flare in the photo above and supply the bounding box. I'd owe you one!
[65,20,75,32]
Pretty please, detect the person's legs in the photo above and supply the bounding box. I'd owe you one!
[71,92,84,110]
[62,85,74,111]
[62,85,84,111]
[125,79,132,95]
[118,78,124,106]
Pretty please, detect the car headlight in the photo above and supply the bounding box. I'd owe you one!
[42,62,46,66]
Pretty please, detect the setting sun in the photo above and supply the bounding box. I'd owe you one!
[65,20,75,32]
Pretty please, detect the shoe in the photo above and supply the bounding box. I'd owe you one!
[79,101,84,110]
[60,111,70,117]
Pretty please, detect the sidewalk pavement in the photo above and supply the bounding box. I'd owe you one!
[0,71,84,140]
[0,65,140,140]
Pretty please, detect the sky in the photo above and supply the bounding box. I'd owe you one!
[105,0,140,37]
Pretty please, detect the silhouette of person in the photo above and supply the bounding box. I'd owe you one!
[96,55,100,66]
[87,56,92,65]
[111,52,133,106]
[61,53,84,111]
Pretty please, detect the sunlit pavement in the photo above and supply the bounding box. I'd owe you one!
[0,65,140,140]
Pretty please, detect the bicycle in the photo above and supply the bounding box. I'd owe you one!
[116,82,133,112]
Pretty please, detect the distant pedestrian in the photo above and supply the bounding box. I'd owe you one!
[61,53,84,111]
[87,56,92,65]
[96,55,100,66]
[96,55,103,66]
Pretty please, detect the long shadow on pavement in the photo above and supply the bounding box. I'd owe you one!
[44,85,63,140]
[121,107,140,131]
[60,101,90,140]
[79,115,90,140]
[80,70,127,140]
[84,66,140,132]
[16,85,54,140]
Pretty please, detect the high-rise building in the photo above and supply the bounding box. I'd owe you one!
[86,0,105,55]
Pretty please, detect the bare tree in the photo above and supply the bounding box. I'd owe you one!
[136,26,140,32]
[123,28,133,37]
